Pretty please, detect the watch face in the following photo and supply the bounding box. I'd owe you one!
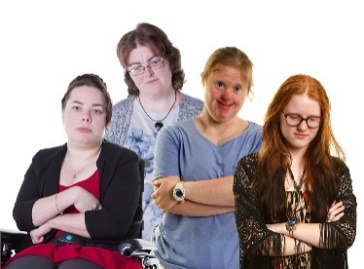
[173,186,185,202]
[175,189,184,198]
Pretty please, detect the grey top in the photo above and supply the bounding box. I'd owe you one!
[104,93,204,240]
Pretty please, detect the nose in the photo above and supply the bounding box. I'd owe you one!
[221,88,233,101]
[82,115,91,122]
[297,119,308,130]
[144,66,154,78]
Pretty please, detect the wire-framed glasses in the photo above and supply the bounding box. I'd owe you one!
[127,58,165,76]
[282,112,321,129]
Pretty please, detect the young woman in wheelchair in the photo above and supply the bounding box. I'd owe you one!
[4,74,143,269]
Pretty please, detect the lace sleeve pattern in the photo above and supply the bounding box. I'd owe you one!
[319,163,357,249]
[233,153,287,263]
[233,154,357,269]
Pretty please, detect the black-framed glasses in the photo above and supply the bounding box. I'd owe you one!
[127,58,165,76]
[282,112,321,129]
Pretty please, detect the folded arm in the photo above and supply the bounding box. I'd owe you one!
[152,175,233,216]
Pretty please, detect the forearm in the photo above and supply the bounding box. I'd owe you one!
[184,176,234,206]
[47,213,90,238]
[268,222,320,247]
[274,235,312,256]
[32,188,76,226]
[168,200,234,216]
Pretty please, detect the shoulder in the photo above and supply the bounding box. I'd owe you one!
[157,120,195,143]
[101,140,138,161]
[33,144,66,161]
[238,152,259,168]
[179,93,204,120]
[30,145,66,171]
[112,96,135,112]
[237,152,259,179]
[331,156,351,184]
[240,121,263,148]
[247,121,263,134]
[181,93,204,106]
[234,152,259,190]
[112,96,135,118]
[163,120,194,135]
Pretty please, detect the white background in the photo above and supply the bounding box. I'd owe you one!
[0,1,362,267]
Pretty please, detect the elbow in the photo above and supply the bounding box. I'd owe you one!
[346,231,356,248]
[13,206,36,232]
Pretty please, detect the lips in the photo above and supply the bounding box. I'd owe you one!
[77,127,92,133]
[294,133,307,139]
[146,79,158,84]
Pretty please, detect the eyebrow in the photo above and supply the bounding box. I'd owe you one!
[284,112,321,117]
[71,100,104,108]
[128,55,160,66]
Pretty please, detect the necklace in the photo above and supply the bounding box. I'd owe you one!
[72,167,85,179]
[68,147,101,180]
[138,91,177,131]
[286,167,307,232]
[68,162,89,180]
[288,167,306,193]
[286,166,309,216]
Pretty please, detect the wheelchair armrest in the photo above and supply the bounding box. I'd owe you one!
[118,238,156,257]
[118,239,159,269]
[1,229,27,266]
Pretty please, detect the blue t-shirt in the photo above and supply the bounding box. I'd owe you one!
[153,120,262,269]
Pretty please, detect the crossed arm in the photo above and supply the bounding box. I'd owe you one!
[152,175,234,216]
[233,160,356,257]
[30,186,101,243]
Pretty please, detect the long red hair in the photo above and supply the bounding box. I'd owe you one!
[253,74,345,222]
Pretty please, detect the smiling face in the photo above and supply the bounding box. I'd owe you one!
[62,86,107,147]
[280,93,321,152]
[203,65,248,123]
[126,45,173,97]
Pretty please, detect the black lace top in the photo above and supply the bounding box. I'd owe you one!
[233,153,356,269]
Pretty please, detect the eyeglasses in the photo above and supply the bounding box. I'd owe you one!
[282,112,321,129]
[127,58,165,76]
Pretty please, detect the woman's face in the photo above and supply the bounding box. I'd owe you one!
[62,86,106,147]
[280,94,321,152]
[126,45,173,96]
[203,65,248,123]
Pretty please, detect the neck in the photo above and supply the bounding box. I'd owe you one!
[138,90,177,114]
[287,146,306,160]
[195,113,247,146]
[66,144,102,163]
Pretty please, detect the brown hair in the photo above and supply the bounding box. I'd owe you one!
[116,22,184,96]
[61,74,112,126]
[253,74,345,222]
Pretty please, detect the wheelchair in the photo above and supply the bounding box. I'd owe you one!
[0,159,159,269]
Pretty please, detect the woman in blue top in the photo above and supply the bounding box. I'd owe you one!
[151,47,263,269]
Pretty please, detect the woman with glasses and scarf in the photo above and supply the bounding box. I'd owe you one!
[104,22,203,241]
[233,74,357,268]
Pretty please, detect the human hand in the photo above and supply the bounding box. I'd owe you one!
[30,224,51,244]
[152,177,179,213]
[327,201,345,223]
[72,186,102,213]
